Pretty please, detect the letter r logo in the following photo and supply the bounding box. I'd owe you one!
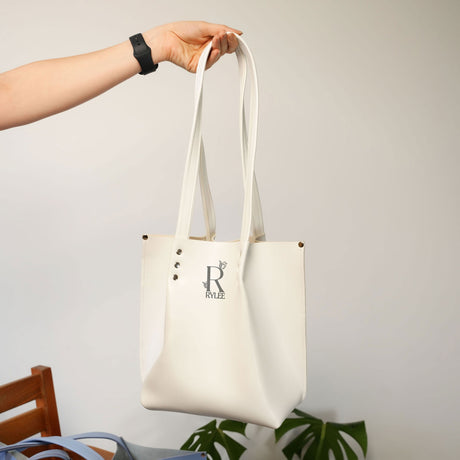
[202,260,227,298]
[205,265,224,292]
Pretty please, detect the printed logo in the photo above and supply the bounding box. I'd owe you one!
[202,260,227,299]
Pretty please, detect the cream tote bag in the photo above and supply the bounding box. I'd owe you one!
[140,34,306,429]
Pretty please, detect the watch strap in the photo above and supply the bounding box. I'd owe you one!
[129,33,158,75]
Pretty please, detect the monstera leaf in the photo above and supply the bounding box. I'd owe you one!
[275,409,367,460]
[181,419,248,460]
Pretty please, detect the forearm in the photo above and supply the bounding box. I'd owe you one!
[0,21,241,130]
[0,35,163,130]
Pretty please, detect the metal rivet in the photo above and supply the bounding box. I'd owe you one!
[173,274,179,280]
[174,262,180,268]
[142,235,148,240]
[176,249,182,255]
[298,241,304,248]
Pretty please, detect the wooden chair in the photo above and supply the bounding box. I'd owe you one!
[0,365,61,444]
[0,366,112,460]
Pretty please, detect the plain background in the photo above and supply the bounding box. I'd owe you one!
[1,1,459,459]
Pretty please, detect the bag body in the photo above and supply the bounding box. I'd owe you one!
[140,34,307,429]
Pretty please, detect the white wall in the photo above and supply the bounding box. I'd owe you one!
[1,1,459,459]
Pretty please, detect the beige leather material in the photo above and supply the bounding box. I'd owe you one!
[140,35,306,428]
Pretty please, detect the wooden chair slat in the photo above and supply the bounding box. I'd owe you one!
[0,407,46,444]
[0,374,42,414]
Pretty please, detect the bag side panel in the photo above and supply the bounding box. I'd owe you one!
[140,235,174,381]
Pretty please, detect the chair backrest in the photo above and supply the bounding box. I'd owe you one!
[0,365,61,444]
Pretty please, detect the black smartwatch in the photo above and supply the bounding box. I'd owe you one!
[129,33,158,75]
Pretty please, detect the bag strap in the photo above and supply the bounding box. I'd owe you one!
[0,437,103,460]
[0,434,204,460]
[175,34,261,274]
[236,42,265,241]
[196,39,265,241]
[68,432,134,460]
[29,450,70,460]
[0,433,134,460]
[198,139,216,240]
[176,34,262,245]
[235,36,259,275]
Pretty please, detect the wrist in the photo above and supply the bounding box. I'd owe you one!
[142,26,170,64]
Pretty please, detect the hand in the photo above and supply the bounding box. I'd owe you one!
[143,21,243,72]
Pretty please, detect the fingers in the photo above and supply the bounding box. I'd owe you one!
[207,32,239,69]
[205,47,221,70]
[208,30,239,68]
[198,22,243,70]
[202,22,243,37]
[222,24,243,35]
[205,33,226,69]
[226,33,239,53]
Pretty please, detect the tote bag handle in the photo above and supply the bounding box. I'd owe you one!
[175,34,260,274]
[196,37,265,241]
[178,33,263,246]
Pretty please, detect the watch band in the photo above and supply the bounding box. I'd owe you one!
[129,33,158,75]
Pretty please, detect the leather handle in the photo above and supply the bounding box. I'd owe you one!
[196,36,265,241]
[175,34,262,256]
[30,450,71,460]
[0,432,134,460]
[0,437,103,460]
[235,36,259,276]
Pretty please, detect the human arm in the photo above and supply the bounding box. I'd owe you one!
[0,21,242,130]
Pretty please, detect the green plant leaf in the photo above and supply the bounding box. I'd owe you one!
[182,420,219,455]
[275,410,367,460]
[215,428,246,459]
[219,420,248,437]
[181,419,247,460]
[275,411,322,442]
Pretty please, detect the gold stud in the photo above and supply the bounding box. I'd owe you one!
[174,262,180,268]
[298,241,304,248]
[173,274,179,280]
[142,235,148,240]
[176,249,182,255]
